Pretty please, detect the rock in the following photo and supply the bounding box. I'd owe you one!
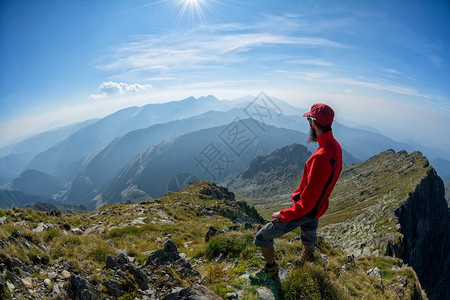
[44,278,51,287]
[6,280,15,293]
[22,277,32,288]
[61,270,71,280]
[48,210,61,217]
[13,257,34,274]
[105,254,148,291]
[96,227,105,234]
[226,292,239,299]
[33,223,46,232]
[48,272,58,280]
[105,254,129,269]
[122,264,149,291]
[214,253,225,262]
[66,274,99,300]
[163,284,222,300]
[38,243,49,253]
[146,240,180,267]
[71,228,83,234]
[6,270,23,288]
[0,216,6,224]
[366,267,381,277]
[103,279,126,298]
[0,238,6,249]
[52,282,61,295]
[366,267,383,288]
[256,286,276,300]
[205,226,225,242]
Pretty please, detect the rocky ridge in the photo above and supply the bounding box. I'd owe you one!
[0,180,427,299]
[320,150,448,299]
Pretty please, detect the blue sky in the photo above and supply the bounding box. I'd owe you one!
[0,0,449,153]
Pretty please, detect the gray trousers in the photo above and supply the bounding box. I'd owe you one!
[254,216,318,248]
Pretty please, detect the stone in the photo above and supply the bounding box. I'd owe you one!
[49,210,61,217]
[205,226,225,242]
[44,278,51,287]
[61,270,71,279]
[38,243,49,253]
[256,286,276,300]
[122,264,149,291]
[163,284,222,300]
[96,227,105,234]
[71,228,83,234]
[48,272,58,280]
[6,280,15,292]
[6,270,23,288]
[146,240,180,267]
[105,254,129,269]
[66,274,99,300]
[33,223,46,232]
[0,216,6,224]
[103,279,126,298]
[22,277,32,288]
[52,282,61,295]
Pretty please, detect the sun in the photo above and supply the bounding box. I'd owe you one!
[172,0,211,24]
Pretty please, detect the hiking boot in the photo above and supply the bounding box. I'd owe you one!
[262,262,279,277]
[249,262,279,284]
[294,245,314,267]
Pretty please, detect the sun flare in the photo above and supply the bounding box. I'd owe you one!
[173,0,211,24]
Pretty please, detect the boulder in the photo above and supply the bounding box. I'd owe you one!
[163,284,222,300]
[66,274,99,300]
[146,240,180,267]
[205,226,225,242]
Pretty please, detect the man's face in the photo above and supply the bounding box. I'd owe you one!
[307,120,317,143]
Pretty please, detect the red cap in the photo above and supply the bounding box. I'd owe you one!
[303,103,334,126]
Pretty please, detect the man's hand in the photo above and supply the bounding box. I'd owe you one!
[271,212,280,223]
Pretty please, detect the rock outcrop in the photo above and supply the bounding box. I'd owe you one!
[197,181,266,224]
[394,167,449,300]
[320,150,449,299]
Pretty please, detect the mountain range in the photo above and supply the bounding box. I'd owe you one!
[1,95,449,210]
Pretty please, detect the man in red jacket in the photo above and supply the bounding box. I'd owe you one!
[253,103,342,278]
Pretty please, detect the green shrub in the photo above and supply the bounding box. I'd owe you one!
[108,224,157,238]
[43,229,60,242]
[205,233,254,260]
[87,246,113,263]
[63,236,82,246]
[281,265,344,300]
[206,235,230,259]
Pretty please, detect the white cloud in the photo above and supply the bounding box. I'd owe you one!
[93,26,343,75]
[89,81,152,100]
[293,59,333,66]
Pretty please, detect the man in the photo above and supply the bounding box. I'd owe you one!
[253,103,342,278]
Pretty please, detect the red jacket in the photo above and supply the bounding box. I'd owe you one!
[279,131,342,222]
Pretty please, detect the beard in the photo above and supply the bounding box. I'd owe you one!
[307,124,317,143]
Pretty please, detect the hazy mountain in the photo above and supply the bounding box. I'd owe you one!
[26,201,88,215]
[25,96,236,180]
[62,109,243,205]
[88,120,308,209]
[0,119,98,184]
[225,144,311,199]
[2,118,99,157]
[0,189,54,209]
[0,154,29,185]
[431,158,450,182]
[3,169,66,198]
